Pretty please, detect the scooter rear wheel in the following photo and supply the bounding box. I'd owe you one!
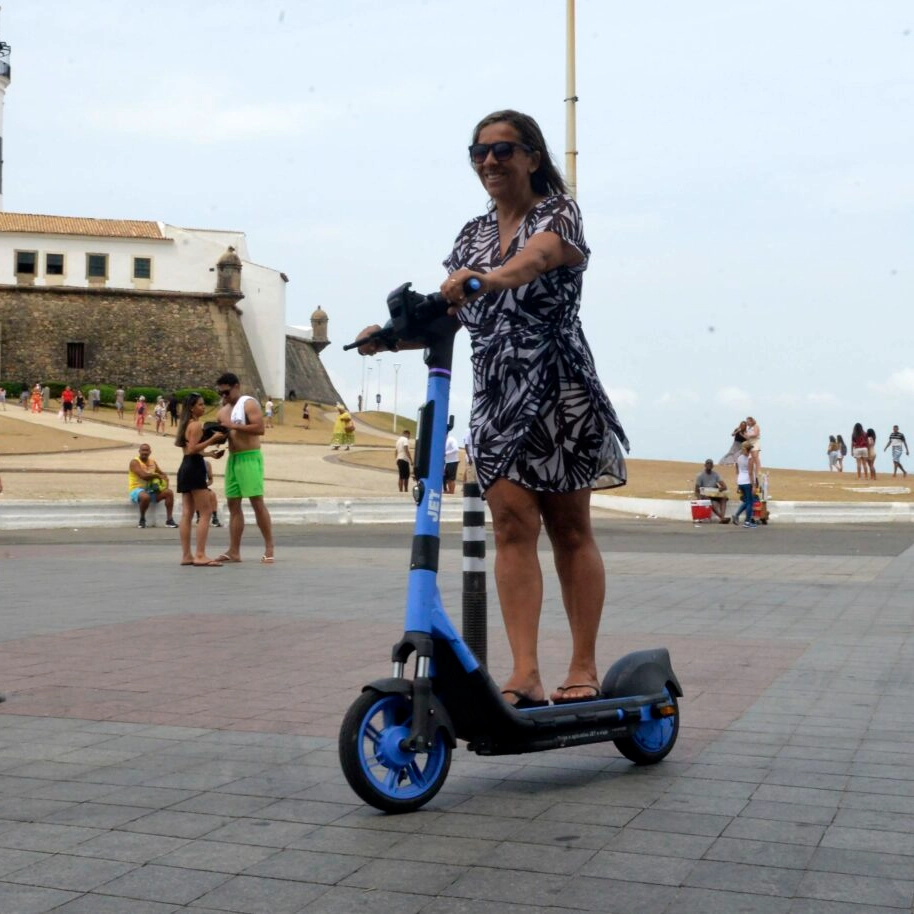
[339,690,452,813]
[613,690,679,765]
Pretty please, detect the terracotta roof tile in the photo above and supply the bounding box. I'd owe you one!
[0,212,166,240]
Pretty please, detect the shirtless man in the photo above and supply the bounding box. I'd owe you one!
[128,443,177,528]
[215,372,275,563]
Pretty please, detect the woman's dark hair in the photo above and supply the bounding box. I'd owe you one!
[867,428,876,442]
[852,422,864,439]
[175,392,204,448]
[472,109,567,198]
[829,435,836,443]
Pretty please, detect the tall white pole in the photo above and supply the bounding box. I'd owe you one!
[376,358,382,410]
[565,0,577,200]
[360,357,367,412]
[392,363,401,432]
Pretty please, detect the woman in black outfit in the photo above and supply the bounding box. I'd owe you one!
[174,393,226,566]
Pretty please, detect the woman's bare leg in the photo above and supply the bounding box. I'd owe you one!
[191,489,215,563]
[541,488,604,701]
[485,479,545,703]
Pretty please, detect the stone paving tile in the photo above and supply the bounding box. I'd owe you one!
[437,866,567,907]
[704,836,816,870]
[556,873,677,913]
[40,801,152,829]
[200,817,317,848]
[190,874,328,913]
[170,792,277,818]
[152,838,279,873]
[67,829,190,863]
[821,825,914,856]
[0,822,103,853]
[0,848,49,878]
[250,798,357,826]
[796,870,914,908]
[604,826,715,859]
[0,883,79,914]
[92,784,202,809]
[684,858,805,897]
[479,840,596,876]
[95,863,231,905]
[244,848,369,884]
[420,899,590,914]
[118,809,233,839]
[809,845,914,880]
[667,885,791,913]
[2,852,136,892]
[625,808,731,837]
[578,848,696,885]
[342,857,467,895]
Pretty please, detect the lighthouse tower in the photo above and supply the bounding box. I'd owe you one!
[0,14,10,212]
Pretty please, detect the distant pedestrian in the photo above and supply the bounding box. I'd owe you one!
[75,389,85,423]
[115,386,125,419]
[30,384,42,413]
[0,386,6,410]
[851,423,869,479]
[866,428,877,481]
[444,432,460,494]
[154,397,167,435]
[264,398,274,429]
[835,434,847,472]
[300,402,311,429]
[395,429,412,492]
[61,385,75,423]
[827,435,840,471]
[134,396,147,435]
[732,441,758,527]
[745,416,761,471]
[884,425,909,477]
[720,420,747,465]
[167,393,179,427]
[89,385,101,413]
[330,404,354,450]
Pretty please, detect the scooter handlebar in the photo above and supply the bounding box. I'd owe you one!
[342,277,482,351]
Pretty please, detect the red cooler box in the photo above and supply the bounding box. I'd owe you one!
[690,499,712,521]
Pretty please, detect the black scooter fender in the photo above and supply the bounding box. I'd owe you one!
[601,648,683,699]
[361,679,457,748]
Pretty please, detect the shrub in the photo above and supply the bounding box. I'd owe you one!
[174,387,220,406]
[126,387,163,403]
[0,381,24,397]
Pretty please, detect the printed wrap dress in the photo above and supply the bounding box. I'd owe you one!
[443,193,628,494]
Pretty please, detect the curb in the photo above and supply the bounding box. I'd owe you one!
[0,496,470,530]
[592,494,914,524]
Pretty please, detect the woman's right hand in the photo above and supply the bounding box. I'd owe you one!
[356,325,384,356]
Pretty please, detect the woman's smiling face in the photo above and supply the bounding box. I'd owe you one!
[473,121,539,203]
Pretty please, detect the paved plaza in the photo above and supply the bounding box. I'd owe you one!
[1,519,913,912]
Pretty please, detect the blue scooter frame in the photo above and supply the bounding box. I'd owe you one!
[339,281,682,813]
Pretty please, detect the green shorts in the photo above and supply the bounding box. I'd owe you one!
[225,450,265,499]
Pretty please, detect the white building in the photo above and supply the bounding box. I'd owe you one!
[0,213,289,397]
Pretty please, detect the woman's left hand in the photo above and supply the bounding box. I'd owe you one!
[440,269,486,313]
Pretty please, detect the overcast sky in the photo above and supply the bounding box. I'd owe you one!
[3,1,912,473]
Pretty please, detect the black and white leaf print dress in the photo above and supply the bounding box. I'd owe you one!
[443,193,629,494]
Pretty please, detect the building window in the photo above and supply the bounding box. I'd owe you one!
[133,256,152,279]
[46,253,65,276]
[15,250,36,274]
[86,253,108,279]
[67,342,85,370]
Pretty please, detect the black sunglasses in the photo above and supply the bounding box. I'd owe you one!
[468,141,533,165]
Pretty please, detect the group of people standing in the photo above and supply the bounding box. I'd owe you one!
[831,424,909,479]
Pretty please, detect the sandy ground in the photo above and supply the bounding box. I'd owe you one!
[0,403,910,503]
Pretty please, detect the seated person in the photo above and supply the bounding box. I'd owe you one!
[694,458,730,523]
[129,443,177,528]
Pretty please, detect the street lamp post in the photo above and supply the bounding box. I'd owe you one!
[392,363,401,432]
[376,358,382,410]
[365,366,372,415]
[360,357,368,413]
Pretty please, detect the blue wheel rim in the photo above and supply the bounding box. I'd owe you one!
[357,694,448,801]
[632,691,677,753]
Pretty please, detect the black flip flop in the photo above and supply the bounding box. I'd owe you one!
[552,684,602,705]
[501,689,548,710]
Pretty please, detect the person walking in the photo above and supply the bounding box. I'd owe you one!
[851,423,869,479]
[174,392,227,567]
[214,372,275,564]
[330,404,355,450]
[827,435,840,471]
[835,434,847,472]
[358,109,628,707]
[134,395,147,435]
[395,429,412,493]
[866,428,878,481]
[732,441,758,527]
[884,425,909,477]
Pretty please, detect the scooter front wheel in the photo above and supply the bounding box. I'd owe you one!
[614,690,679,765]
[339,690,452,813]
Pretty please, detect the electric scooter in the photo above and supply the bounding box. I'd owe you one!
[338,280,682,813]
